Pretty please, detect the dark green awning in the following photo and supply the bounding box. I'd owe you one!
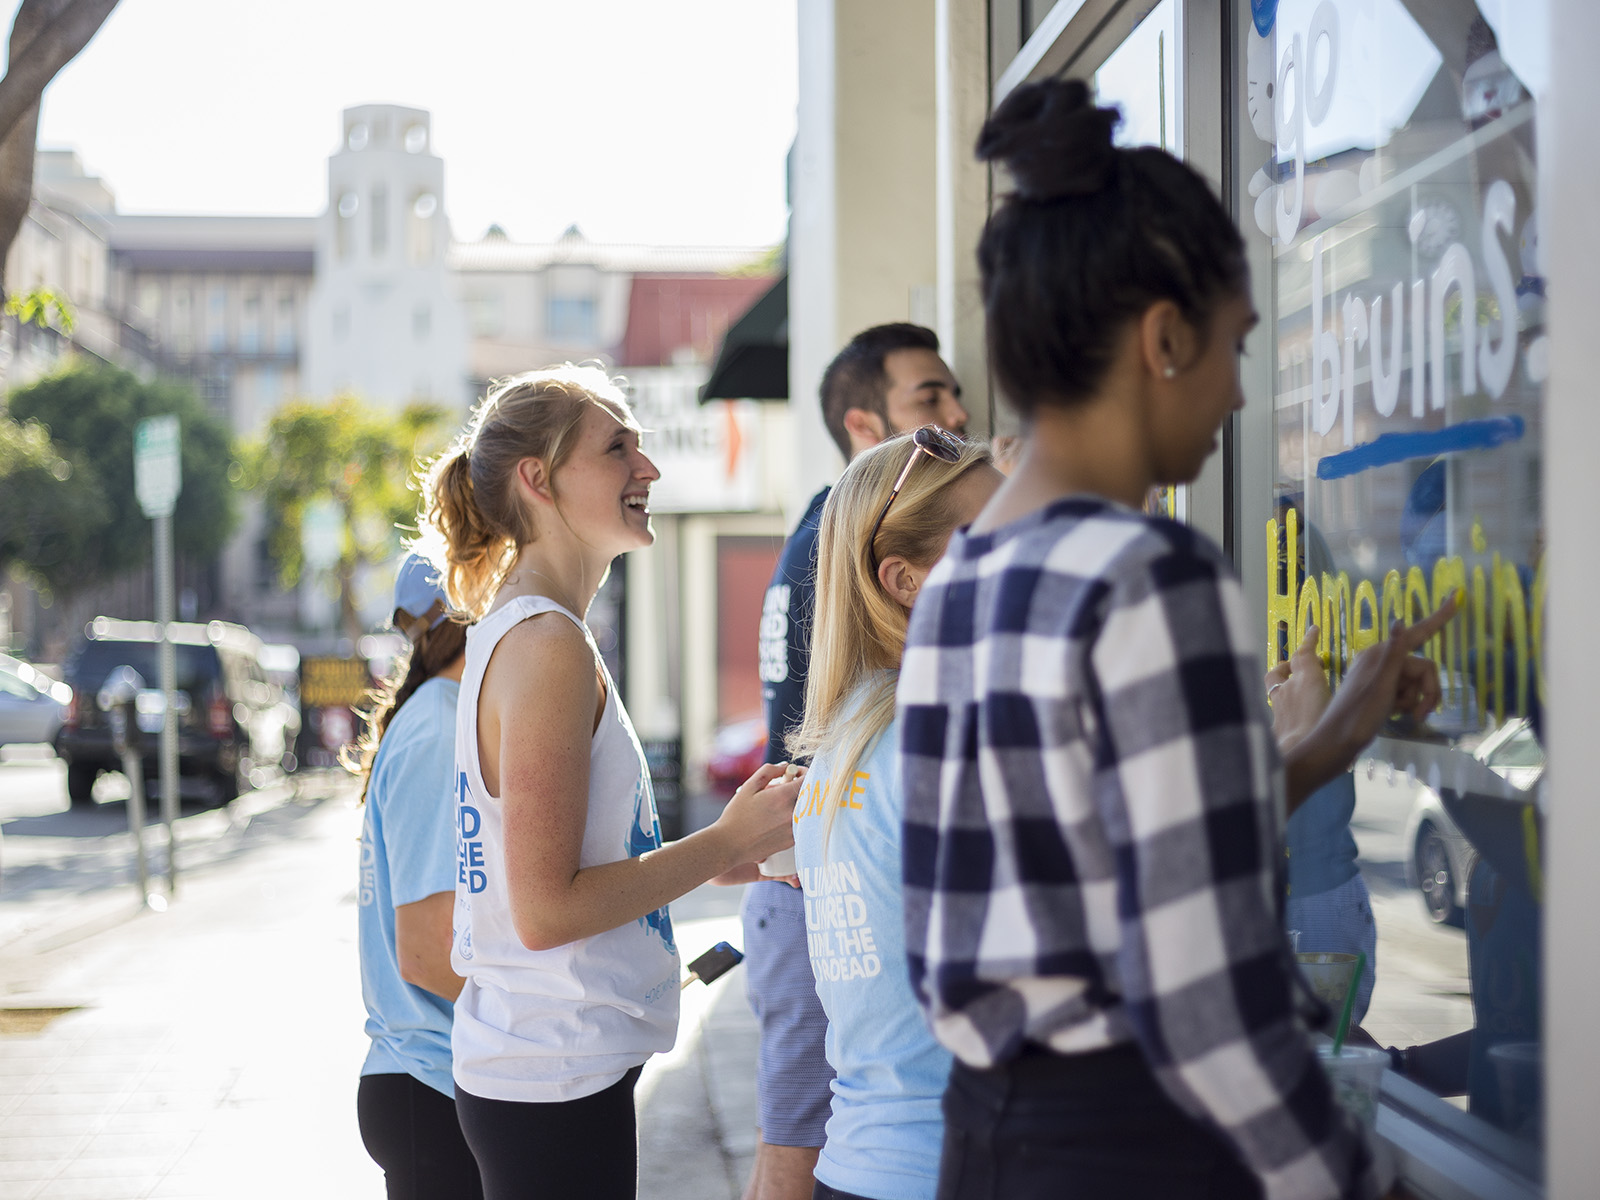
[699,273,788,402]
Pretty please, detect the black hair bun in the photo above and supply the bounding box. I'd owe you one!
[976,79,1120,202]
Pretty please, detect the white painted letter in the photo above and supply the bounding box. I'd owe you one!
[1342,294,1368,446]
[1479,180,1518,399]
[1306,1,1341,126]
[1431,243,1477,409]
[1370,283,1403,417]
[1310,236,1341,436]
[1275,35,1306,244]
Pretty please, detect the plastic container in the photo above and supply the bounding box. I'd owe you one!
[758,847,797,877]
[1487,1041,1542,1137]
[1296,951,1359,1010]
[1317,1043,1388,1131]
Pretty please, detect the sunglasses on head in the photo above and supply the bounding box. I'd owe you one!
[866,425,965,577]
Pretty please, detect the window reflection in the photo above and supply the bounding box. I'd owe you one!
[1253,0,1548,1161]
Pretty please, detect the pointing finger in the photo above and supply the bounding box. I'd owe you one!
[1394,591,1461,655]
[1290,624,1322,671]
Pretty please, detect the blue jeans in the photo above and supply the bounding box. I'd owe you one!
[937,1046,1263,1200]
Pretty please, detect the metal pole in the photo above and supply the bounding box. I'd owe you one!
[122,739,150,900]
[154,510,179,893]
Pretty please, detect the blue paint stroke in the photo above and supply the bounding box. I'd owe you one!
[1316,416,1526,481]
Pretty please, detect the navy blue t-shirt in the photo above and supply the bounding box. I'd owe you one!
[759,486,830,763]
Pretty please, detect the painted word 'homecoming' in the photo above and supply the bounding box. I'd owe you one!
[1267,508,1543,724]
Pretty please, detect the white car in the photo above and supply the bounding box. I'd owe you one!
[0,656,69,751]
[1404,717,1544,925]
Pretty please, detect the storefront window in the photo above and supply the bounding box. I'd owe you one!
[1247,0,1547,1167]
[1094,0,1181,525]
[1093,0,1179,152]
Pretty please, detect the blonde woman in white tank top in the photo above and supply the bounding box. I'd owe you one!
[421,366,804,1200]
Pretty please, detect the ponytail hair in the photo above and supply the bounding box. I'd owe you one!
[420,364,638,618]
[342,612,469,803]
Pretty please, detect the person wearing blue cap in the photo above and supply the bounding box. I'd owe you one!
[348,554,482,1200]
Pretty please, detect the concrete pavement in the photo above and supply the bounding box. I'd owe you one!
[0,762,762,1199]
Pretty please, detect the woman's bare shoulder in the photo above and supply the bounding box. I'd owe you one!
[483,611,595,696]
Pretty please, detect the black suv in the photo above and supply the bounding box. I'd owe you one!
[55,618,296,807]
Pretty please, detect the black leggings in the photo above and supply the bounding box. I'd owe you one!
[937,1045,1264,1200]
[812,1184,874,1200]
[357,1072,484,1200]
[454,1066,643,1200]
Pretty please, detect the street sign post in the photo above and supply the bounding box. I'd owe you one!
[134,416,180,516]
[134,415,181,894]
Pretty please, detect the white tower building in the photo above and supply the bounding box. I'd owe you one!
[304,104,469,409]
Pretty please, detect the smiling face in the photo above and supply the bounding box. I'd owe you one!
[1149,290,1258,484]
[547,401,661,557]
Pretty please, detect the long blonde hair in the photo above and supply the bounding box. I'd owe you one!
[420,364,639,618]
[787,434,993,843]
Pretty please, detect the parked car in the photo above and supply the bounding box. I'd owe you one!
[54,617,297,807]
[1404,717,1544,926]
[705,718,768,794]
[0,654,70,750]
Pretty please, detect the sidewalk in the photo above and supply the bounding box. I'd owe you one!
[0,774,761,1199]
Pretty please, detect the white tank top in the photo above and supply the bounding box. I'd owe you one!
[450,594,681,1102]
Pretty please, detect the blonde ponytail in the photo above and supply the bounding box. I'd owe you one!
[422,447,517,619]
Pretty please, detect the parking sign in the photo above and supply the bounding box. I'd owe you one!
[134,415,181,518]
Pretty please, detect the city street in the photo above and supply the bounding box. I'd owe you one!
[0,752,758,1200]
[1351,763,1474,1051]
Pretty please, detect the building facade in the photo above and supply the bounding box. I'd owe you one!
[303,105,467,408]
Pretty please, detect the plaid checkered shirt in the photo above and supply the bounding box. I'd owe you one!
[898,497,1377,1200]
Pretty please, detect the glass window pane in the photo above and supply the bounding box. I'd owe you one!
[547,296,598,342]
[1246,0,1547,1166]
[1093,0,1179,151]
[1096,0,1185,527]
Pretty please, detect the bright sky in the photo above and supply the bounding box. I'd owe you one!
[11,0,798,247]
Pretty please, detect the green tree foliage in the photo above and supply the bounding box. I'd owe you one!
[2,361,237,591]
[239,395,448,637]
[0,413,107,595]
[4,287,74,332]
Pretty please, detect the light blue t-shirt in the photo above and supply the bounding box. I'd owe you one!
[358,676,461,1097]
[794,699,952,1200]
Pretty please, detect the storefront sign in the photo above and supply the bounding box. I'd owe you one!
[628,366,760,513]
[300,655,373,709]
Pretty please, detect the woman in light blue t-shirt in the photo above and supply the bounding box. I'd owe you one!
[349,554,481,1200]
[787,431,1001,1200]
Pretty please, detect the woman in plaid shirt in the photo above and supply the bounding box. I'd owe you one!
[897,80,1450,1200]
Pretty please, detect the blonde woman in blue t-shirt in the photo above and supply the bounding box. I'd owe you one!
[786,430,1001,1200]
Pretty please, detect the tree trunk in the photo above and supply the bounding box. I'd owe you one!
[0,0,120,299]
[0,99,40,301]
